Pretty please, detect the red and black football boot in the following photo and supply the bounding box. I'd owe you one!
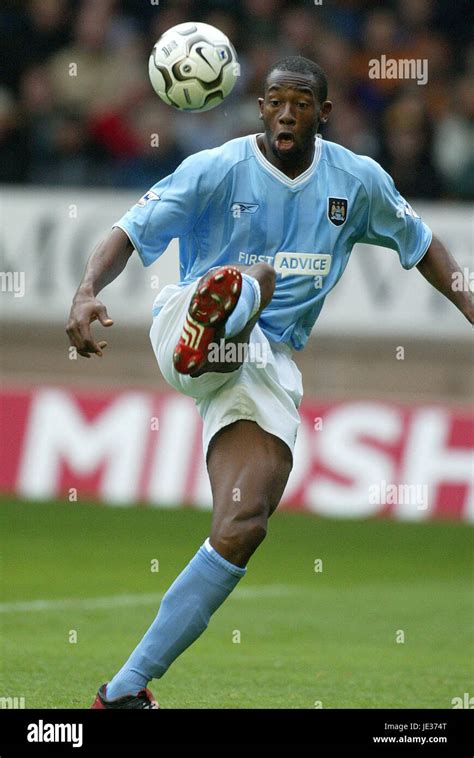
[91,683,159,709]
[173,265,242,375]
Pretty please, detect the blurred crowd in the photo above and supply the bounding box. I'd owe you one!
[0,0,473,198]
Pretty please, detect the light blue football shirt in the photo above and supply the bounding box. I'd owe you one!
[114,134,432,350]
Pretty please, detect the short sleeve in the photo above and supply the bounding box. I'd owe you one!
[357,158,432,269]
[113,153,211,267]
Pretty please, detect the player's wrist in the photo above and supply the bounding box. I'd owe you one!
[74,284,96,302]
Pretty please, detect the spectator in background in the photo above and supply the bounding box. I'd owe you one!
[24,0,71,64]
[319,0,363,43]
[378,93,442,199]
[279,5,321,58]
[240,0,283,47]
[396,0,453,124]
[47,0,143,116]
[0,0,70,93]
[351,7,405,109]
[434,75,474,200]
[324,94,378,157]
[109,100,186,188]
[0,88,28,183]
[20,64,112,186]
[18,64,56,183]
[312,28,377,155]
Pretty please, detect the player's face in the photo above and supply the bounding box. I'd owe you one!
[258,71,330,165]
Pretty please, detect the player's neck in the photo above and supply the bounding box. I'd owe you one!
[257,134,315,179]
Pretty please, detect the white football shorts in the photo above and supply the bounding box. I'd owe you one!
[149,282,303,459]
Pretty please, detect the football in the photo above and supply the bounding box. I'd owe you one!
[148,22,239,112]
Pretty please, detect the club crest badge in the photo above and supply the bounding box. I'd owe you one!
[328,197,348,226]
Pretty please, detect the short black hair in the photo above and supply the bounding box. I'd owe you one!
[265,56,328,103]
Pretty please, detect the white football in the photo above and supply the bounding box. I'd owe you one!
[148,22,239,112]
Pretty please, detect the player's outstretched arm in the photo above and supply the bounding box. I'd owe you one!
[416,234,473,325]
[66,227,134,358]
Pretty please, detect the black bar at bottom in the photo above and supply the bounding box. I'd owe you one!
[0,708,472,755]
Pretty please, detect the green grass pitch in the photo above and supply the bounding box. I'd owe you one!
[0,496,472,709]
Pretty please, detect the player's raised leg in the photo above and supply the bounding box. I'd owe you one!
[93,419,292,707]
[173,262,275,375]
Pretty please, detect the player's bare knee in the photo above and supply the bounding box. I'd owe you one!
[240,516,267,550]
[212,514,267,559]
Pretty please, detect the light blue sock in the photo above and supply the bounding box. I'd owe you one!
[105,539,246,699]
[224,274,261,338]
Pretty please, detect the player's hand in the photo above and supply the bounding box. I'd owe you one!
[66,295,114,358]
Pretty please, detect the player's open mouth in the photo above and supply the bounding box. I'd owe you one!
[275,132,295,151]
